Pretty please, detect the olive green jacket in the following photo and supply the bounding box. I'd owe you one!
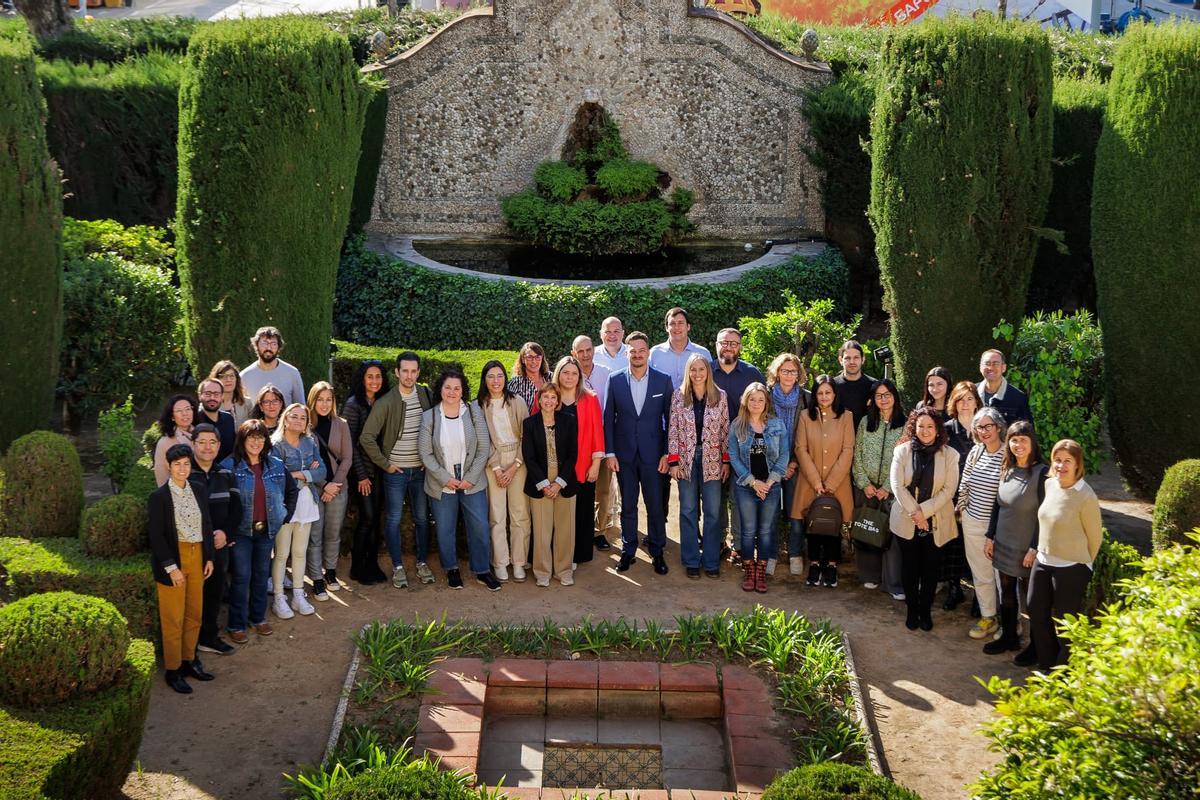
[359,383,434,471]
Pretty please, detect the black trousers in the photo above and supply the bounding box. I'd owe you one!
[350,474,385,578]
[573,479,596,564]
[1027,560,1091,670]
[198,545,229,645]
[898,533,942,614]
[808,534,840,564]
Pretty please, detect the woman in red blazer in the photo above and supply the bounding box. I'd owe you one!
[552,356,606,565]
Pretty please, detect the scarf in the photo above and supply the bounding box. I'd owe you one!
[771,383,805,431]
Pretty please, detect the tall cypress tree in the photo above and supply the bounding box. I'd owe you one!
[1092,22,1200,495]
[175,17,369,384]
[0,18,63,451]
[869,15,1052,400]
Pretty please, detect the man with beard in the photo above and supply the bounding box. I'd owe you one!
[240,326,305,406]
[712,328,764,567]
[833,340,876,428]
[196,378,237,464]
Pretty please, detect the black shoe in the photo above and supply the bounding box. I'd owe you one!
[1013,643,1038,668]
[197,638,235,656]
[447,569,464,589]
[351,570,382,586]
[919,612,934,632]
[617,555,635,572]
[943,582,964,611]
[593,535,611,551]
[476,572,502,592]
[704,568,720,579]
[983,636,1020,655]
[165,669,193,694]
[180,658,215,681]
[821,565,838,588]
[325,568,339,587]
[905,609,920,630]
[686,567,700,580]
[653,555,669,575]
[806,564,821,587]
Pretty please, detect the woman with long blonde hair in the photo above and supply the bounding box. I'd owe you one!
[727,383,789,593]
[304,382,352,598]
[552,355,605,566]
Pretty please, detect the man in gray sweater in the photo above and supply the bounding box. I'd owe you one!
[240,326,305,407]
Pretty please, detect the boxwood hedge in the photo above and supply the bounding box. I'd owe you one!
[331,342,519,399]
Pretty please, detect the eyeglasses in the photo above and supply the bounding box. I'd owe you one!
[874,393,893,400]
[717,341,740,348]
[260,398,283,407]
[778,368,799,376]
[975,423,998,432]
[981,360,1003,368]
[199,390,222,397]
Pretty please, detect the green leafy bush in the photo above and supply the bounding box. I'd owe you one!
[1084,534,1142,615]
[335,237,850,355]
[869,15,1053,402]
[739,294,863,378]
[62,216,174,268]
[594,159,661,200]
[0,638,153,800]
[0,17,63,453]
[762,763,921,800]
[60,250,182,422]
[97,396,141,494]
[0,537,156,638]
[39,54,183,226]
[120,458,158,505]
[0,591,129,708]
[1153,460,1200,551]
[1092,23,1200,496]
[317,7,464,65]
[0,431,83,539]
[348,80,388,234]
[80,494,147,559]
[35,16,199,63]
[992,311,1104,473]
[973,535,1200,799]
[176,16,371,386]
[533,161,587,203]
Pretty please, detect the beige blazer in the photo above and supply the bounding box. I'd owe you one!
[888,441,961,547]
[476,397,529,469]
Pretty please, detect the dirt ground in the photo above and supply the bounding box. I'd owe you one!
[116,466,1151,800]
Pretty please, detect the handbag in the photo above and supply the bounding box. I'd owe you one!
[851,429,894,550]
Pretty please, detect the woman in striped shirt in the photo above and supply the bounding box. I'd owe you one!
[957,406,1007,641]
[507,342,551,412]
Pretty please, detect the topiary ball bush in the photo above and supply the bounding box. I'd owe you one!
[762,763,922,800]
[80,494,148,558]
[0,431,84,538]
[0,591,130,708]
[1152,459,1200,551]
[325,757,484,800]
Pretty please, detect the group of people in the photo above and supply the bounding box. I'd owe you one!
[146,318,1102,694]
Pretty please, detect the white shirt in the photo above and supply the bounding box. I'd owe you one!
[594,344,629,375]
[582,363,611,412]
[439,410,467,493]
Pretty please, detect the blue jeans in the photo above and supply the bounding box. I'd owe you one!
[383,467,429,567]
[780,471,806,558]
[676,454,723,570]
[227,530,273,632]
[734,481,781,562]
[428,489,491,575]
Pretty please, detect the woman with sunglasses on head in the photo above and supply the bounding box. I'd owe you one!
[940,380,982,609]
[269,403,325,619]
[153,394,197,486]
[474,360,531,582]
[852,378,906,596]
[507,342,551,413]
[250,384,286,436]
[342,360,391,585]
[958,406,1008,641]
[208,360,254,425]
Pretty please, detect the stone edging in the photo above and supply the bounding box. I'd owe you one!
[323,624,367,766]
[841,631,884,777]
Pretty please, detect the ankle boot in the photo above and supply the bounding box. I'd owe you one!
[742,559,756,592]
[755,560,768,594]
[905,604,920,630]
[943,581,964,611]
[165,668,192,694]
[984,607,1021,654]
[1013,639,1038,667]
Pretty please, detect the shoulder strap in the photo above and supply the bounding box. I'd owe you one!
[875,426,889,486]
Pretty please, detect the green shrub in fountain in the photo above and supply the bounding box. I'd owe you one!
[501,104,693,256]
[0,431,84,539]
[80,494,148,559]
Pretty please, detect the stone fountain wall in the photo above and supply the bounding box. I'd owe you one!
[366,0,831,241]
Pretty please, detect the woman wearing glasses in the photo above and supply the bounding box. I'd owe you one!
[852,378,906,595]
[153,394,197,486]
[507,342,551,413]
[766,354,809,576]
[941,380,981,609]
[208,360,254,424]
[958,406,1007,641]
[250,384,286,436]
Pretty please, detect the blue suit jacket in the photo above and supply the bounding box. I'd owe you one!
[603,367,672,466]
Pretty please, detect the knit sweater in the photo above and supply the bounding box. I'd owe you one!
[1036,479,1103,566]
[852,417,904,493]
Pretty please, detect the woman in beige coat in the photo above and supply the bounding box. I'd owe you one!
[476,360,532,582]
[889,407,961,632]
[791,375,855,588]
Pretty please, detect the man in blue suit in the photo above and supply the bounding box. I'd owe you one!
[603,331,673,575]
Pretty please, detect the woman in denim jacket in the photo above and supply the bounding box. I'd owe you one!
[222,419,297,643]
[727,382,790,594]
[270,404,326,619]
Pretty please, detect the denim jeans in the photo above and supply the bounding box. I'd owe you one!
[429,489,492,575]
[734,481,780,562]
[308,489,349,580]
[779,471,806,558]
[383,467,429,567]
[227,530,273,632]
[676,453,723,570]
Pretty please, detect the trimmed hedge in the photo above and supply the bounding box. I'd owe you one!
[0,637,153,800]
[0,592,129,708]
[0,537,156,638]
[331,342,519,400]
[973,536,1199,799]
[80,494,148,559]
[869,15,1053,401]
[335,236,850,356]
[0,18,63,453]
[762,763,921,800]
[34,16,198,63]
[1028,78,1106,312]
[1153,460,1200,552]
[1092,23,1200,496]
[1084,533,1142,616]
[0,431,84,539]
[39,53,183,226]
[176,16,370,386]
[348,80,388,234]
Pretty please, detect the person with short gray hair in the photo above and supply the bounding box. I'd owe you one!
[957,406,1007,641]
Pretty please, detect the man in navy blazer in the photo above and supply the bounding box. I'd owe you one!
[603,332,673,575]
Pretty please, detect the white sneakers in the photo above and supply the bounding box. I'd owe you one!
[512,565,527,582]
[495,564,509,581]
[536,576,551,587]
[292,589,315,616]
[789,557,804,575]
[765,559,777,576]
[273,593,294,620]
[560,571,575,586]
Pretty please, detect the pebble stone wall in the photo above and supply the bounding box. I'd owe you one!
[366,0,831,241]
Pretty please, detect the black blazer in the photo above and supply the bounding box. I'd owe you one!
[521,412,580,499]
[147,480,216,587]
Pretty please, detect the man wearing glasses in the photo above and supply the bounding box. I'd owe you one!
[240,326,306,407]
[712,329,765,566]
[196,378,236,463]
[977,349,1032,425]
